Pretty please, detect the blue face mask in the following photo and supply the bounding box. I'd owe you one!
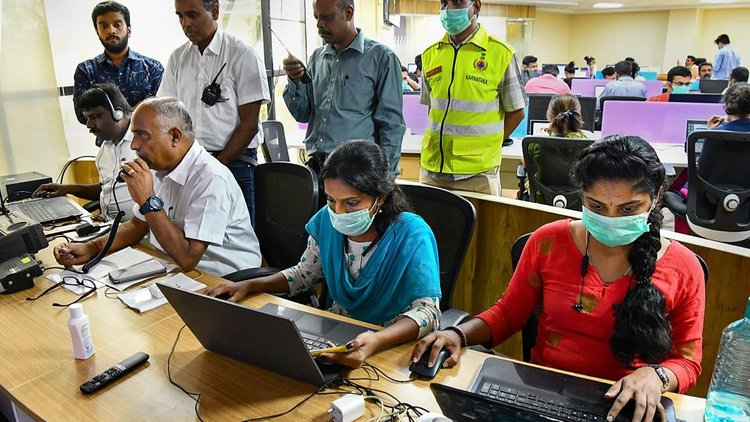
[402,80,410,91]
[440,2,474,35]
[581,206,651,247]
[671,85,690,94]
[327,200,379,237]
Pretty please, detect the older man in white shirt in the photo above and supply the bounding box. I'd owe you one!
[157,0,269,224]
[53,97,261,276]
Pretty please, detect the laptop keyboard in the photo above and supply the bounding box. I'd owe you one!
[15,201,55,223]
[478,382,606,422]
[300,332,333,351]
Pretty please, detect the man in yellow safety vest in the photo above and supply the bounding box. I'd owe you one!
[420,0,527,195]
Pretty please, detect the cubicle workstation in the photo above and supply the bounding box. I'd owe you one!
[571,78,666,98]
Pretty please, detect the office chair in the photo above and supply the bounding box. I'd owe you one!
[699,79,729,94]
[596,96,646,130]
[224,162,318,282]
[519,136,594,210]
[578,96,597,133]
[260,120,291,162]
[526,94,556,135]
[685,130,750,244]
[400,183,476,328]
[511,232,709,363]
[668,93,723,103]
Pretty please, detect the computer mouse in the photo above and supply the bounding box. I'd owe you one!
[502,138,514,147]
[409,348,450,378]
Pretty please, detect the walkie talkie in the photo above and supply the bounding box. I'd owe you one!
[201,62,228,106]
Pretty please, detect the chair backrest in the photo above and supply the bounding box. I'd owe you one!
[400,184,477,311]
[578,96,596,133]
[600,95,646,111]
[254,162,318,269]
[511,232,709,362]
[526,94,555,135]
[699,78,729,94]
[521,136,594,210]
[667,93,723,103]
[260,120,290,162]
[686,130,750,243]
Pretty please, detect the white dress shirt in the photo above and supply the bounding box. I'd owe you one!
[157,27,270,152]
[97,129,138,220]
[133,141,262,276]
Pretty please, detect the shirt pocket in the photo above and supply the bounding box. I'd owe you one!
[339,75,374,112]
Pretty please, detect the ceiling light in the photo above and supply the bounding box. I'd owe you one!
[699,0,735,3]
[592,2,624,8]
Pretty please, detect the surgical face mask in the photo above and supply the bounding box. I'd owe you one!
[402,80,410,91]
[581,205,651,248]
[440,2,474,35]
[671,84,690,94]
[327,200,379,237]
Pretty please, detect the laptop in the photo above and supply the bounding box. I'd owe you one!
[7,197,83,224]
[685,119,708,154]
[430,357,676,422]
[157,282,369,386]
[529,120,550,135]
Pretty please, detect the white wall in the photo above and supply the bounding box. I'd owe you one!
[531,11,570,64]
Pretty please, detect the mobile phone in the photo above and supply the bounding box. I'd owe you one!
[108,260,166,284]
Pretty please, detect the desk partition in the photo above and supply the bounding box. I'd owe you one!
[571,79,665,98]
[403,93,429,135]
[601,101,724,143]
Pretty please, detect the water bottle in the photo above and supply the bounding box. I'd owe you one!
[705,297,750,422]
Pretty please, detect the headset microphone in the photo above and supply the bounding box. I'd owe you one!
[201,62,227,106]
[573,253,589,313]
[97,87,124,121]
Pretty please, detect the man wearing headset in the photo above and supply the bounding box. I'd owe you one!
[157,0,270,224]
[34,84,138,221]
[73,1,164,125]
[53,97,262,277]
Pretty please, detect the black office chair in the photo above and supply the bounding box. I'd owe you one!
[519,136,594,210]
[526,94,556,135]
[699,79,729,94]
[578,96,597,133]
[511,232,709,363]
[224,162,318,282]
[596,95,646,130]
[260,120,291,162]
[400,183,476,328]
[685,130,750,244]
[668,93,723,103]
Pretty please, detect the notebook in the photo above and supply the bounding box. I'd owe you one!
[430,357,675,422]
[157,283,369,386]
[7,196,83,224]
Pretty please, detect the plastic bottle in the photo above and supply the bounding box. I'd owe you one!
[705,297,750,422]
[67,303,95,360]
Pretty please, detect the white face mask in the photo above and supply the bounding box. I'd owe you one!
[327,199,379,237]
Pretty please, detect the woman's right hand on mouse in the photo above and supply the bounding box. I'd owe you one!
[410,329,464,369]
[205,280,253,302]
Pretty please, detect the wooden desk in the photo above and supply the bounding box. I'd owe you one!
[1,242,706,421]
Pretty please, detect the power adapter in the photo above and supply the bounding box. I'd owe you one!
[328,394,365,422]
[75,222,99,237]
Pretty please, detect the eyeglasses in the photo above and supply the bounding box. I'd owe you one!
[26,276,98,307]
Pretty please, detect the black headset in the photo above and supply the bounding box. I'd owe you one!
[573,232,591,313]
[96,87,124,121]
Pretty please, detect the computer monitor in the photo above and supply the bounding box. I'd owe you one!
[407,63,417,74]
[529,120,550,135]
[594,85,606,98]
[668,93,722,103]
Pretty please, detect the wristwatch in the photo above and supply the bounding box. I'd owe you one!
[647,364,670,392]
[139,195,164,215]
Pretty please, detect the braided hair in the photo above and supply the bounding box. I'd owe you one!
[570,135,671,365]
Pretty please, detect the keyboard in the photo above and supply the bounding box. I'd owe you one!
[300,332,333,351]
[478,381,609,422]
[15,201,54,223]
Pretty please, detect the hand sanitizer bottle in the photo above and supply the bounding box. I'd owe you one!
[68,303,95,359]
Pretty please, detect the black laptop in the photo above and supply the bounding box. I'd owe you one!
[7,197,82,224]
[431,357,676,422]
[157,283,369,386]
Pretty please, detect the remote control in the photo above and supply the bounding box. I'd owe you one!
[79,352,149,394]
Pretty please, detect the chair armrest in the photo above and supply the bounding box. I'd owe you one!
[223,267,280,282]
[663,190,687,219]
[438,308,470,331]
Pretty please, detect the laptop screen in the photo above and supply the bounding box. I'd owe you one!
[529,120,550,135]
[686,119,708,138]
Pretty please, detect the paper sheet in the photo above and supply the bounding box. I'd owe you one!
[118,273,207,313]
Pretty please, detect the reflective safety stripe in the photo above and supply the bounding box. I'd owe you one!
[428,120,504,136]
[430,97,500,113]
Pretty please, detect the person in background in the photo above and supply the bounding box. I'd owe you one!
[283,0,405,182]
[521,55,539,85]
[34,83,138,220]
[599,61,647,101]
[401,66,420,91]
[413,135,705,422]
[584,55,596,78]
[683,55,699,79]
[524,64,571,95]
[414,54,423,81]
[707,82,750,132]
[713,34,742,80]
[207,140,442,369]
[420,0,527,196]
[564,61,576,79]
[53,97,262,276]
[537,94,593,138]
[158,0,270,224]
[699,62,714,80]
[648,66,692,102]
[74,1,163,125]
[625,58,646,81]
[601,67,616,80]
[728,66,749,86]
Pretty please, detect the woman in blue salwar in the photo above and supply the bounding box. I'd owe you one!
[207,140,442,368]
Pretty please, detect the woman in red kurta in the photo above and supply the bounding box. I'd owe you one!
[412,135,705,422]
